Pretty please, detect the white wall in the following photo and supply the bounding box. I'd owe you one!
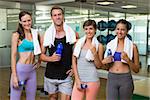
[0,30,14,67]
[0,9,7,30]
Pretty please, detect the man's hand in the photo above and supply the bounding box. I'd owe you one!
[33,62,41,69]
[51,52,61,62]
[66,69,73,76]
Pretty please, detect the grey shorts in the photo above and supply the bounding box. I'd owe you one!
[44,76,73,95]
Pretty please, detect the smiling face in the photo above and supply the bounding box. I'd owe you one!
[84,25,96,39]
[115,23,128,39]
[83,19,97,39]
[20,14,32,31]
[51,9,64,26]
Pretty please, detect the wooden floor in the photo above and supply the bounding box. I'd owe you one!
[134,78,150,97]
[0,66,149,100]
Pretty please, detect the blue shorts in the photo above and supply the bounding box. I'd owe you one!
[44,76,73,95]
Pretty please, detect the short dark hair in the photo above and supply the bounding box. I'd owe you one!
[50,6,64,16]
[116,19,131,31]
[83,19,97,30]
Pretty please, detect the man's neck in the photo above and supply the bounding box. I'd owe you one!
[55,25,65,38]
[55,25,63,33]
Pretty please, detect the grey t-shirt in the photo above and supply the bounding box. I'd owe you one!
[77,49,99,82]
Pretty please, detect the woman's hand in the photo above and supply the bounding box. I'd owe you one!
[76,80,82,90]
[90,44,97,55]
[102,56,113,64]
[12,74,19,88]
[121,51,130,62]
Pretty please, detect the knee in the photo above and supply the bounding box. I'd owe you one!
[49,94,58,100]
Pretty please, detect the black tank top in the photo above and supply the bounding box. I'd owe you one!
[45,36,73,80]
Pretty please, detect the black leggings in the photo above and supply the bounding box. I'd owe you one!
[106,72,134,100]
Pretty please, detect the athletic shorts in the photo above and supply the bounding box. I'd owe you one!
[44,76,73,95]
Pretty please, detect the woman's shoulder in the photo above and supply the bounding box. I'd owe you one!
[133,43,138,49]
[98,42,104,48]
[12,31,19,35]
[98,42,105,51]
[12,31,19,38]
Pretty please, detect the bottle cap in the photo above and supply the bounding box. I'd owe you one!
[107,49,112,56]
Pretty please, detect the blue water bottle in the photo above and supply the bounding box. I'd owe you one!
[107,49,112,56]
[56,43,63,56]
[81,84,88,89]
[18,80,26,87]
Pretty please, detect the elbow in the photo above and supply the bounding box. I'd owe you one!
[39,54,44,61]
[134,68,139,73]
[39,55,42,61]
[94,60,103,69]
[134,66,140,73]
[96,66,101,69]
[95,63,103,69]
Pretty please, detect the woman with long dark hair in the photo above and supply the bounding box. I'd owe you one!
[10,11,41,100]
[102,19,140,100]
